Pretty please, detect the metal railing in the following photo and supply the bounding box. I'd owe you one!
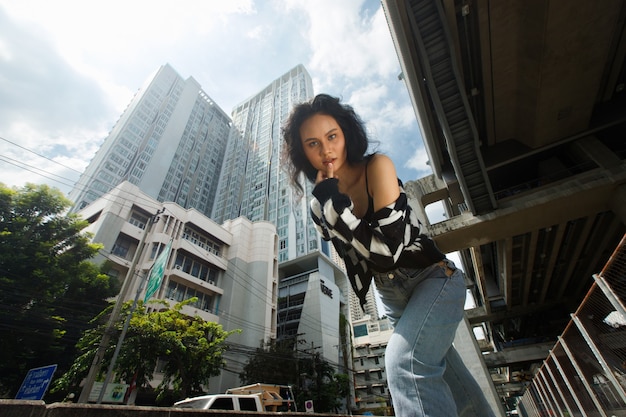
[518,233,626,417]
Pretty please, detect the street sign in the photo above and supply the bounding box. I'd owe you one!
[15,364,57,400]
[88,381,129,403]
[144,240,172,302]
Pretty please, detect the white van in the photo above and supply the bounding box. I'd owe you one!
[174,393,263,411]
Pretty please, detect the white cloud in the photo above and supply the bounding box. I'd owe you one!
[0,36,11,61]
[280,0,397,89]
[0,0,427,196]
[246,25,266,40]
[405,146,431,175]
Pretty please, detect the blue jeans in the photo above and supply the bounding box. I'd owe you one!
[373,260,495,417]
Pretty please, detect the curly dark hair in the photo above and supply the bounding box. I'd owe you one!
[282,94,370,194]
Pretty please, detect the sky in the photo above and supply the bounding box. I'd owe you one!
[0,0,463,310]
[0,0,450,228]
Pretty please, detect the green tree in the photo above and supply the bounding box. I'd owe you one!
[0,183,119,397]
[240,338,349,413]
[299,354,350,413]
[53,298,238,402]
[239,338,301,386]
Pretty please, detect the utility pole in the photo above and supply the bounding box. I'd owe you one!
[78,209,163,403]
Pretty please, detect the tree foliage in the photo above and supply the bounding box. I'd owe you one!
[53,298,238,402]
[239,338,301,386]
[240,338,349,413]
[0,183,119,397]
[299,353,350,413]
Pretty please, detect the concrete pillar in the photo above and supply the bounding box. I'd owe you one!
[405,174,449,226]
[455,318,507,417]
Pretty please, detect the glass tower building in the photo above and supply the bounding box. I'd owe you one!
[212,64,316,262]
[69,64,232,218]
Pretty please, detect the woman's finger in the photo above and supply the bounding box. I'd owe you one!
[315,170,326,184]
[326,162,334,179]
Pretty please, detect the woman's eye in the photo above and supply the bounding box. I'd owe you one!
[328,134,336,140]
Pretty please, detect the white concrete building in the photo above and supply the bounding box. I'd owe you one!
[77,181,277,393]
[351,316,394,414]
[278,252,350,368]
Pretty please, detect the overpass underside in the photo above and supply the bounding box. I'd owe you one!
[382,0,626,406]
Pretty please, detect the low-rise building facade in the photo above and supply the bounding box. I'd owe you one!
[77,181,278,394]
[351,316,394,414]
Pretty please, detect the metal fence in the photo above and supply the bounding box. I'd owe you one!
[518,234,626,417]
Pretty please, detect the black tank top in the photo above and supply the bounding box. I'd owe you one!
[363,155,376,220]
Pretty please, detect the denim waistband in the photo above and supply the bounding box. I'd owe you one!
[372,259,457,284]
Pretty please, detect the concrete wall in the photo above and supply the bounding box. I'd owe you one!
[0,400,344,417]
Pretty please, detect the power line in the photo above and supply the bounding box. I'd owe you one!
[0,135,84,175]
[0,137,353,368]
[0,155,77,189]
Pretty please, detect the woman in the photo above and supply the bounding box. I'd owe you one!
[282,94,495,417]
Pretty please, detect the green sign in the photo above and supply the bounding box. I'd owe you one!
[144,240,172,302]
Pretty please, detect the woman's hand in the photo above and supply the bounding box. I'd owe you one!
[315,162,334,184]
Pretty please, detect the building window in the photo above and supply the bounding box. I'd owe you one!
[165,281,215,313]
[353,324,368,338]
[111,235,134,259]
[173,252,220,286]
[129,210,149,230]
[182,226,223,256]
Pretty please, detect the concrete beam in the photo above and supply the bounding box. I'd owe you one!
[465,300,565,324]
[483,342,555,367]
[421,170,625,253]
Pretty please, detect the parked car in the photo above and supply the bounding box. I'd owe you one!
[174,393,263,411]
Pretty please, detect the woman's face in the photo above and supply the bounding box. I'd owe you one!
[299,113,347,176]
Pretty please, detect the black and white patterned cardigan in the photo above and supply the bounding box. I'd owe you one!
[310,177,445,309]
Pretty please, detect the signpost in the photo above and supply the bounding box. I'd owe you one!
[15,364,57,400]
[305,399,314,413]
[88,382,129,403]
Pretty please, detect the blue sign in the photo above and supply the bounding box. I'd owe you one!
[15,364,57,400]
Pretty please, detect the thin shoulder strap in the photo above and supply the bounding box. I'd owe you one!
[364,155,372,195]
[364,155,375,211]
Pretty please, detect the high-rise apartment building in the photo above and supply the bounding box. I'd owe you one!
[69,64,232,218]
[67,63,374,405]
[327,240,380,321]
[211,64,316,262]
[349,287,380,322]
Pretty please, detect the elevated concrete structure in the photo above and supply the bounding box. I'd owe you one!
[382,0,626,405]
